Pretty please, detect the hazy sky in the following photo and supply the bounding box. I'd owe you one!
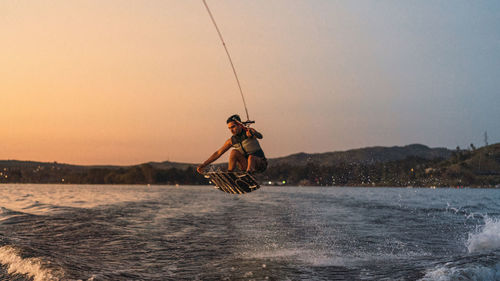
[1,0,499,165]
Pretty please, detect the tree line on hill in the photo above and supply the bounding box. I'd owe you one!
[0,143,499,187]
[0,164,206,185]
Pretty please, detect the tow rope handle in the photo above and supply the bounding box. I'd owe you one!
[234,119,254,130]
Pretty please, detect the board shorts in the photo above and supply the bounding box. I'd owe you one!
[253,156,268,173]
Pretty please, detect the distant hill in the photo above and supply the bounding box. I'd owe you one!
[0,160,82,168]
[261,143,500,187]
[268,144,452,167]
[0,144,452,170]
[0,160,194,170]
[146,161,196,170]
[448,143,500,174]
[436,143,500,186]
[1,143,499,187]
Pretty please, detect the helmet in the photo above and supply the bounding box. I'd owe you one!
[226,114,241,124]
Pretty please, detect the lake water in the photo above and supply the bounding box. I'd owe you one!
[0,184,499,280]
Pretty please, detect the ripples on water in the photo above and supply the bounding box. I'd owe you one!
[0,184,499,280]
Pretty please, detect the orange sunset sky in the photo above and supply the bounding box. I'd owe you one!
[2,1,499,165]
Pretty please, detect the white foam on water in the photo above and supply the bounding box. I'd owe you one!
[0,245,63,281]
[419,262,500,281]
[242,236,432,268]
[245,248,349,266]
[244,247,417,267]
[420,217,500,281]
[467,217,500,253]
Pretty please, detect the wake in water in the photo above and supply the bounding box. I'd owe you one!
[467,217,500,253]
[0,245,62,281]
[421,217,500,281]
[422,263,500,281]
[1,185,500,280]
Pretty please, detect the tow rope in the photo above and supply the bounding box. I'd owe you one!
[202,0,252,122]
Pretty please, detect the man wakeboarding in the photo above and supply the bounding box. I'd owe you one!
[197,114,267,174]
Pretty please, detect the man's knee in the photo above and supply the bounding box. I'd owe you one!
[248,155,261,164]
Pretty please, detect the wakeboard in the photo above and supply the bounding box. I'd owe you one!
[204,171,260,194]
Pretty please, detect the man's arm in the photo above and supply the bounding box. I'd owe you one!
[197,138,233,173]
[246,128,263,139]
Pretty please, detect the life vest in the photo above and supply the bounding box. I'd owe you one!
[231,130,265,158]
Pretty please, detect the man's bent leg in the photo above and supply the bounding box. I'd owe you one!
[246,155,255,172]
[228,150,247,172]
[247,156,267,173]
